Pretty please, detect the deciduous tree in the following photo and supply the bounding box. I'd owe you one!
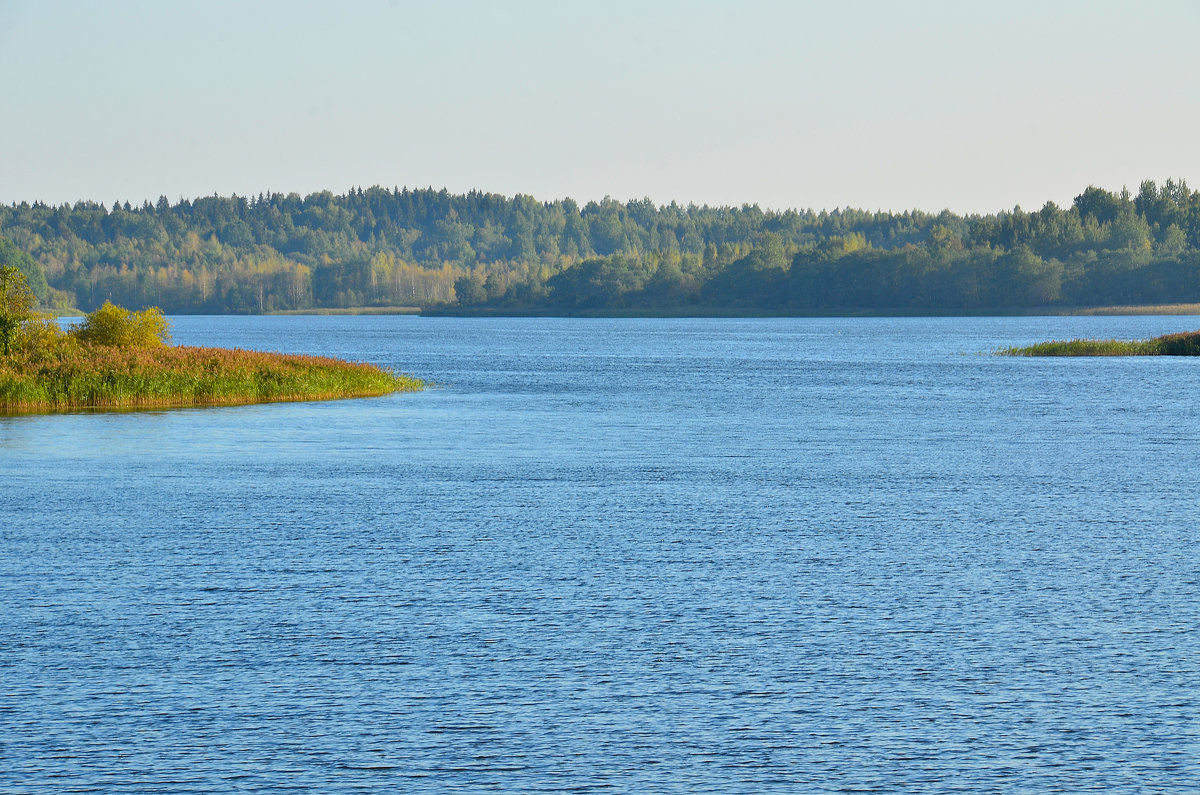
[0,265,36,356]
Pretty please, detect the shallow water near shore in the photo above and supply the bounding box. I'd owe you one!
[3,315,1198,793]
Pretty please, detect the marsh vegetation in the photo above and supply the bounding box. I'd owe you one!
[1000,329,1200,356]
[0,270,420,412]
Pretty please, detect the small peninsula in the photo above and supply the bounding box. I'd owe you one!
[1001,329,1200,356]
[1,267,420,413]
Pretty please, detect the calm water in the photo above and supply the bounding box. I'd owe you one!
[2,315,1198,793]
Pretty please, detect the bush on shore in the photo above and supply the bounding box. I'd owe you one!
[71,301,171,348]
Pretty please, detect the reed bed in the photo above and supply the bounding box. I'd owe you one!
[0,343,422,412]
[1066,303,1200,316]
[1000,330,1200,357]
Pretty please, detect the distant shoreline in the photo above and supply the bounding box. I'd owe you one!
[48,303,1200,319]
[8,179,1199,318]
[417,303,1200,319]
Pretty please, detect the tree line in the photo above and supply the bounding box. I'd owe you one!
[2,180,1199,314]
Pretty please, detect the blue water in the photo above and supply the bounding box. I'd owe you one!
[2,315,1198,793]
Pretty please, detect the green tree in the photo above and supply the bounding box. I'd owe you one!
[1157,224,1189,257]
[454,273,487,306]
[1073,185,1124,225]
[702,234,790,308]
[0,237,48,304]
[1109,208,1152,253]
[0,265,37,356]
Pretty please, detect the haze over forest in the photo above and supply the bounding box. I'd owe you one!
[2,179,1199,315]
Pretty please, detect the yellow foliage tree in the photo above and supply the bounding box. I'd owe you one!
[71,301,171,348]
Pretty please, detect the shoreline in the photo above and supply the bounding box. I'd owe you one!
[419,303,1200,319]
[50,303,1200,319]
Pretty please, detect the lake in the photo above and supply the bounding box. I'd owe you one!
[2,315,1197,793]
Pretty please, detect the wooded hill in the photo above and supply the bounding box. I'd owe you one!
[2,180,1198,314]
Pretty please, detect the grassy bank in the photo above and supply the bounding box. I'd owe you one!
[0,343,422,412]
[1000,330,1200,357]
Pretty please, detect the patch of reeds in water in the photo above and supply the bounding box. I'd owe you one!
[0,344,422,412]
[1000,330,1200,357]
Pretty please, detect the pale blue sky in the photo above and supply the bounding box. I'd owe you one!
[2,0,1197,213]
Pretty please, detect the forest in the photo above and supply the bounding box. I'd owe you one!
[2,179,1199,314]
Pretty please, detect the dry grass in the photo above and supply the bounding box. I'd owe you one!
[1064,303,1200,316]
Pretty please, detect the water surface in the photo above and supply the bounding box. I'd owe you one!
[2,316,1197,792]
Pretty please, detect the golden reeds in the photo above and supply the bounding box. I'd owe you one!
[0,343,422,412]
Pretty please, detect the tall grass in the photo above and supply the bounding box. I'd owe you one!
[1000,330,1200,356]
[0,343,422,412]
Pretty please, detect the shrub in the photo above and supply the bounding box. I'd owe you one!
[71,302,171,348]
[12,315,73,361]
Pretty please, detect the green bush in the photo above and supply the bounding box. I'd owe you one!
[71,302,171,348]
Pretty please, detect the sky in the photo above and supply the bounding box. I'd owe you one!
[2,0,1198,214]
